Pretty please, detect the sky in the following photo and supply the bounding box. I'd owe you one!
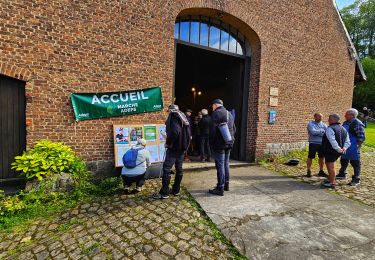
[336,0,356,9]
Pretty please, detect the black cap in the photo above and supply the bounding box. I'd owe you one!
[186,109,193,113]
[211,99,223,105]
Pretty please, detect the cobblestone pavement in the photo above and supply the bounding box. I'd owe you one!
[263,147,375,207]
[0,180,235,260]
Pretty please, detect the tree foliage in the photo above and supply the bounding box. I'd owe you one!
[353,57,375,109]
[341,0,375,110]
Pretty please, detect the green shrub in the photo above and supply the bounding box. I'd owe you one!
[11,140,87,180]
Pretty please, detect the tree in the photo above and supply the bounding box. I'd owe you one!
[341,1,375,110]
[353,57,375,109]
[341,0,375,58]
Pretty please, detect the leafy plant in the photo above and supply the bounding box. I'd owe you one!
[11,140,87,180]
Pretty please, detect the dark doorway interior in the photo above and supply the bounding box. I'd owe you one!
[0,75,26,184]
[174,42,249,160]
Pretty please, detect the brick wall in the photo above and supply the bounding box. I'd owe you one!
[0,0,355,173]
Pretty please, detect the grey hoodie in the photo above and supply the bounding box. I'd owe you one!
[307,120,328,145]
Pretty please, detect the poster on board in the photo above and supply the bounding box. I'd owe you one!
[113,124,166,167]
[144,125,157,142]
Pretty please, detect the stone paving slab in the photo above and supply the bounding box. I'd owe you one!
[183,166,375,260]
[263,148,375,207]
[0,180,234,260]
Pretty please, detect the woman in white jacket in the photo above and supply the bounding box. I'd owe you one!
[121,138,151,193]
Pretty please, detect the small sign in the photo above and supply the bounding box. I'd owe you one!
[269,111,277,124]
[269,97,278,107]
[270,87,279,96]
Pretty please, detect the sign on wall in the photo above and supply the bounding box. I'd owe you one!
[113,124,166,167]
[70,86,164,121]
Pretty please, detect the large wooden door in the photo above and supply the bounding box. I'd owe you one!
[0,75,26,181]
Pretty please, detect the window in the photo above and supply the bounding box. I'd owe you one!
[175,16,247,56]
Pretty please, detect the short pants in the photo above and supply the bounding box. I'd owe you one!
[324,152,341,163]
[308,143,324,159]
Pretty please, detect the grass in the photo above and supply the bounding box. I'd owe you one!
[183,188,249,260]
[364,122,375,148]
[0,177,123,233]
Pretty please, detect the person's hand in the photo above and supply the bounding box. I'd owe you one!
[342,148,347,154]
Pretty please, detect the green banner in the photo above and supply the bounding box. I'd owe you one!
[70,86,163,121]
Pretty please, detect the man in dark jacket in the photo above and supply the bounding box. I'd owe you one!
[198,109,211,162]
[322,113,351,188]
[153,104,191,199]
[209,99,236,196]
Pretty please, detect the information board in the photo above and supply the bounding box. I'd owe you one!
[113,124,166,167]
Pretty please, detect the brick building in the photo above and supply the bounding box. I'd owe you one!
[0,0,365,181]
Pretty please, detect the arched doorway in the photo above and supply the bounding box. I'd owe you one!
[173,15,251,160]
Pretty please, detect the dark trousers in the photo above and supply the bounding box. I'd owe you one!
[199,136,211,159]
[122,173,145,187]
[159,150,184,196]
[213,149,231,190]
[339,159,361,180]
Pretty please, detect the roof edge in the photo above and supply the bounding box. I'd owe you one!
[332,0,367,83]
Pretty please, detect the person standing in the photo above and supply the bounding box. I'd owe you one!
[153,105,191,199]
[185,109,193,160]
[306,113,328,177]
[198,109,211,162]
[209,99,236,196]
[121,138,151,193]
[336,108,366,186]
[322,114,351,188]
[362,107,369,128]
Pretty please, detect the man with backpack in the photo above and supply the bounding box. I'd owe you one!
[336,108,366,186]
[209,99,236,196]
[121,138,151,193]
[153,104,191,199]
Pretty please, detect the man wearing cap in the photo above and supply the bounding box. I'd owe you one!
[198,108,211,162]
[153,104,191,199]
[209,99,236,196]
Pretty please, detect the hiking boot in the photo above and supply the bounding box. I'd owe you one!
[208,188,224,196]
[336,172,347,180]
[123,186,130,194]
[152,193,169,199]
[317,170,328,178]
[348,179,360,187]
[306,170,312,178]
[224,183,229,191]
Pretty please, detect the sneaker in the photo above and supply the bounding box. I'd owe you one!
[317,170,328,178]
[306,170,312,178]
[336,172,347,180]
[208,188,224,196]
[348,180,360,187]
[134,186,142,193]
[123,186,130,194]
[322,180,336,188]
[152,193,169,199]
[224,184,229,191]
[171,191,180,196]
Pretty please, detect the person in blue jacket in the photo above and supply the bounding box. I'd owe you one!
[336,108,366,186]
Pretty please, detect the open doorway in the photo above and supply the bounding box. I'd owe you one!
[174,42,249,160]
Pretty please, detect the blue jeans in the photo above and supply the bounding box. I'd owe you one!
[214,149,231,190]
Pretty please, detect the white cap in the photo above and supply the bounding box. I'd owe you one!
[137,138,147,147]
